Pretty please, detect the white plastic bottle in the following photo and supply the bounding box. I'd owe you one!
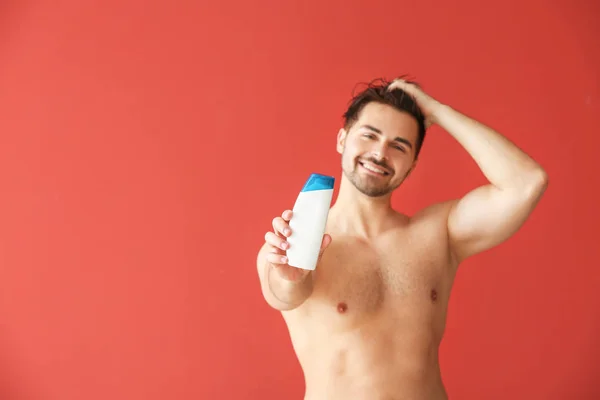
[286,173,335,271]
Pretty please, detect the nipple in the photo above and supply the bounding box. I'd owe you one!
[337,302,348,313]
[430,289,438,302]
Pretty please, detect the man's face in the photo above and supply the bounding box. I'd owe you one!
[337,102,419,198]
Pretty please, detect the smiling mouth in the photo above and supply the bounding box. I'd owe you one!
[358,161,391,176]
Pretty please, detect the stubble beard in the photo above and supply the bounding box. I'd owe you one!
[342,157,405,198]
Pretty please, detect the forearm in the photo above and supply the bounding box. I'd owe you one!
[434,104,547,190]
[263,263,313,311]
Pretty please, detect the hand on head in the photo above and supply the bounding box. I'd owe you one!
[387,77,444,128]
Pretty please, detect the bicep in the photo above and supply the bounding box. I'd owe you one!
[447,183,544,262]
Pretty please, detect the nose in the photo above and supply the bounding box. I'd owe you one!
[370,142,389,161]
[371,150,383,161]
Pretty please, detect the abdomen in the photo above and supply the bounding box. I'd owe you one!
[292,313,448,400]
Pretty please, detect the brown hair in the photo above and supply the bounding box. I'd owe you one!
[342,76,427,158]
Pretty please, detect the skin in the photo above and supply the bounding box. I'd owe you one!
[256,79,549,400]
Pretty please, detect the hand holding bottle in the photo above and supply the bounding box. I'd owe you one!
[264,209,332,282]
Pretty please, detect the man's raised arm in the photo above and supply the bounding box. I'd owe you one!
[389,79,548,263]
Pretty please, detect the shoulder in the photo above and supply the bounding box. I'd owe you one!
[386,200,457,235]
[408,200,458,227]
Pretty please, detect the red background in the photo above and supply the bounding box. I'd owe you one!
[0,0,598,399]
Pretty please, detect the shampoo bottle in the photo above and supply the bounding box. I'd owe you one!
[286,173,335,271]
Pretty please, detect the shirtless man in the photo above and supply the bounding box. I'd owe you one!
[256,77,548,400]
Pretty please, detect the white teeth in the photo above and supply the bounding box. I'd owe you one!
[361,162,386,174]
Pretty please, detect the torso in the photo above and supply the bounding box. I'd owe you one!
[281,202,459,400]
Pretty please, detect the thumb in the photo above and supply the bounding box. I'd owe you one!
[319,234,332,255]
[315,234,332,267]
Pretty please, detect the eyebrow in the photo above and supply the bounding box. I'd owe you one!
[361,124,413,149]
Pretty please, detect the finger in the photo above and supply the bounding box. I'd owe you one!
[388,78,408,90]
[282,210,293,222]
[267,244,284,256]
[390,79,419,96]
[272,216,292,238]
[265,231,290,251]
[318,234,332,256]
[266,251,288,265]
[321,234,332,250]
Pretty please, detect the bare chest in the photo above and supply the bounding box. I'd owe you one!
[306,232,453,325]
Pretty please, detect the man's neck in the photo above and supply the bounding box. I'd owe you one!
[329,176,397,239]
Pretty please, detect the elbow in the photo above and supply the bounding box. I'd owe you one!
[523,166,549,200]
[532,166,549,191]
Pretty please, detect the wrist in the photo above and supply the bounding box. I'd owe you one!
[268,266,313,308]
[278,267,312,284]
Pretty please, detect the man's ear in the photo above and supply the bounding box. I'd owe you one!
[336,128,347,154]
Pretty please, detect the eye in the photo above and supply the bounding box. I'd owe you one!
[362,133,375,139]
[392,145,406,152]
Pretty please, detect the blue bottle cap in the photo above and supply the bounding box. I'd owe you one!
[301,173,335,192]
